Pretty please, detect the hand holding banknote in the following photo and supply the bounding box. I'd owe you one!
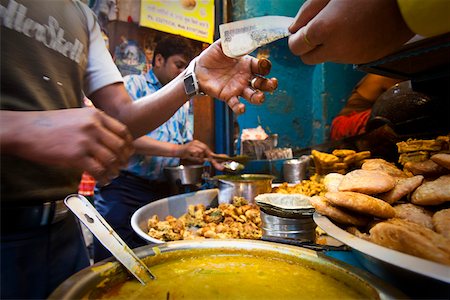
[219,16,294,58]
[196,40,278,114]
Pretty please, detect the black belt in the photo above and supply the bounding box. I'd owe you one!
[120,171,168,187]
[1,200,69,233]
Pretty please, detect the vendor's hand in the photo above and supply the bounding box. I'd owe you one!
[288,0,414,64]
[1,108,134,186]
[195,40,278,114]
[176,140,224,171]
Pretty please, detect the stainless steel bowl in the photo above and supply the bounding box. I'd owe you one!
[131,189,219,244]
[49,239,406,300]
[213,174,275,204]
[164,164,204,185]
[283,155,311,183]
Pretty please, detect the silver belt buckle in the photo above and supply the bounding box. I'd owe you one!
[40,200,68,225]
[40,202,52,226]
[53,200,69,224]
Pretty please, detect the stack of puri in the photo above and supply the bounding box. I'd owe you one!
[310,156,450,266]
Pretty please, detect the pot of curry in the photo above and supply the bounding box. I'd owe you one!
[49,239,405,299]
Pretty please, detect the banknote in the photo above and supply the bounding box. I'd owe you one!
[219,16,294,58]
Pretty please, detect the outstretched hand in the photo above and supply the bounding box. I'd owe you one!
[195,40,278,114]
[288,0,414,64]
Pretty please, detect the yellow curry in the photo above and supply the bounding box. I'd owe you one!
[94,249,374,300]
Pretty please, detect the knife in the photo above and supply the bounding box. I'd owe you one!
[64,194,155,284]
[220,16,294,58]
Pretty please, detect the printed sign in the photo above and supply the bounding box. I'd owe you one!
[140,0,215,44]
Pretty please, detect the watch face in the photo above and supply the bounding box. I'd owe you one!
[184,74,196,96]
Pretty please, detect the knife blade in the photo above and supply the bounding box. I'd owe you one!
[220,16,294,58]
[64,194,155,284]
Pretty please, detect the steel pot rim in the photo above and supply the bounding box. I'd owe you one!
[49,239,406,300]
[213,174,275,182]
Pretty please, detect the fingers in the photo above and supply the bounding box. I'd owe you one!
[99,113,134,165]
[84,111,134,185]
[226,96,246,115]
[241,87,264,105]
[209,158,224,171]
[289,0,331,33]
[257,59,271,76]
[250,76,278,92]
[298,46,330,65]
[183,140,210,162]
[288,26,319,58]
[81,156,117,187]
[249,57,272,77]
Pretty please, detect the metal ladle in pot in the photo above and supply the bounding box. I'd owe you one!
[211,154,249,174]
[222,160,245,174]
[64,194,155,284]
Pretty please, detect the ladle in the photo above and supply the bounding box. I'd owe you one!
[64,194,155,284]
[222,160,245,174]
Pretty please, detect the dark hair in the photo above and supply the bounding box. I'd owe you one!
[152,36,194,65]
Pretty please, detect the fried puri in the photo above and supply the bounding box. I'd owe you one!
[431,153,450,170]
[411,175,450,205]
[338,169,396,194]
[325,191,395,219]
[323,173,344,193]
[378,175,424,204]
[404,159,449,177]
[369,218,450,266]
[432,208,450,239]
[393,203,433,229]
[361,158,408,178]
[310,195,369,226]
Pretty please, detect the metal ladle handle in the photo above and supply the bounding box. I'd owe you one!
[64,194,155,284]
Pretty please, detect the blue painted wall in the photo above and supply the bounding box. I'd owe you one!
[226,0,365,151]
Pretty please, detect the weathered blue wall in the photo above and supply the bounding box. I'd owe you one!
[230,0,365,150]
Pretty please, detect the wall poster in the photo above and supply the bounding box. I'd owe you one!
[140,0,215,44]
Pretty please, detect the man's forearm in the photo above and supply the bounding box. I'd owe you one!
[133,136,181,157]
[91,74,188,139]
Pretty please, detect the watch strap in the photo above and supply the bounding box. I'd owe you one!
[183,58,203,98]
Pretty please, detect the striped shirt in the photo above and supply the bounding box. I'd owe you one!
[124,69,193,181]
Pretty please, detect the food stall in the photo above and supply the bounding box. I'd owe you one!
[49,0,449,299]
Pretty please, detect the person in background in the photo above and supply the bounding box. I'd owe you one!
[288,0,450,64]
[93,36,223,262]
[330,74,402,140]
[0,1,278,298]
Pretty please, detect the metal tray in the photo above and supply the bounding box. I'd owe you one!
[313,213,450,298]
[131,189,219,244]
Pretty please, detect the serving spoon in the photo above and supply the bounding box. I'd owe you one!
[64,194,155,284]
[221,160,245,174]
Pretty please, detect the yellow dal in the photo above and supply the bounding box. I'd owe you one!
[97,249,371,300]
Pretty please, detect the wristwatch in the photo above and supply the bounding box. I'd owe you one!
[183,58,204,98]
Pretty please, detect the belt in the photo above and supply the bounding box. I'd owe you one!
[120,171,168,187]
[1,200,69,232]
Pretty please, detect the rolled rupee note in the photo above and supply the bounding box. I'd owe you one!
[219,16,294,58]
